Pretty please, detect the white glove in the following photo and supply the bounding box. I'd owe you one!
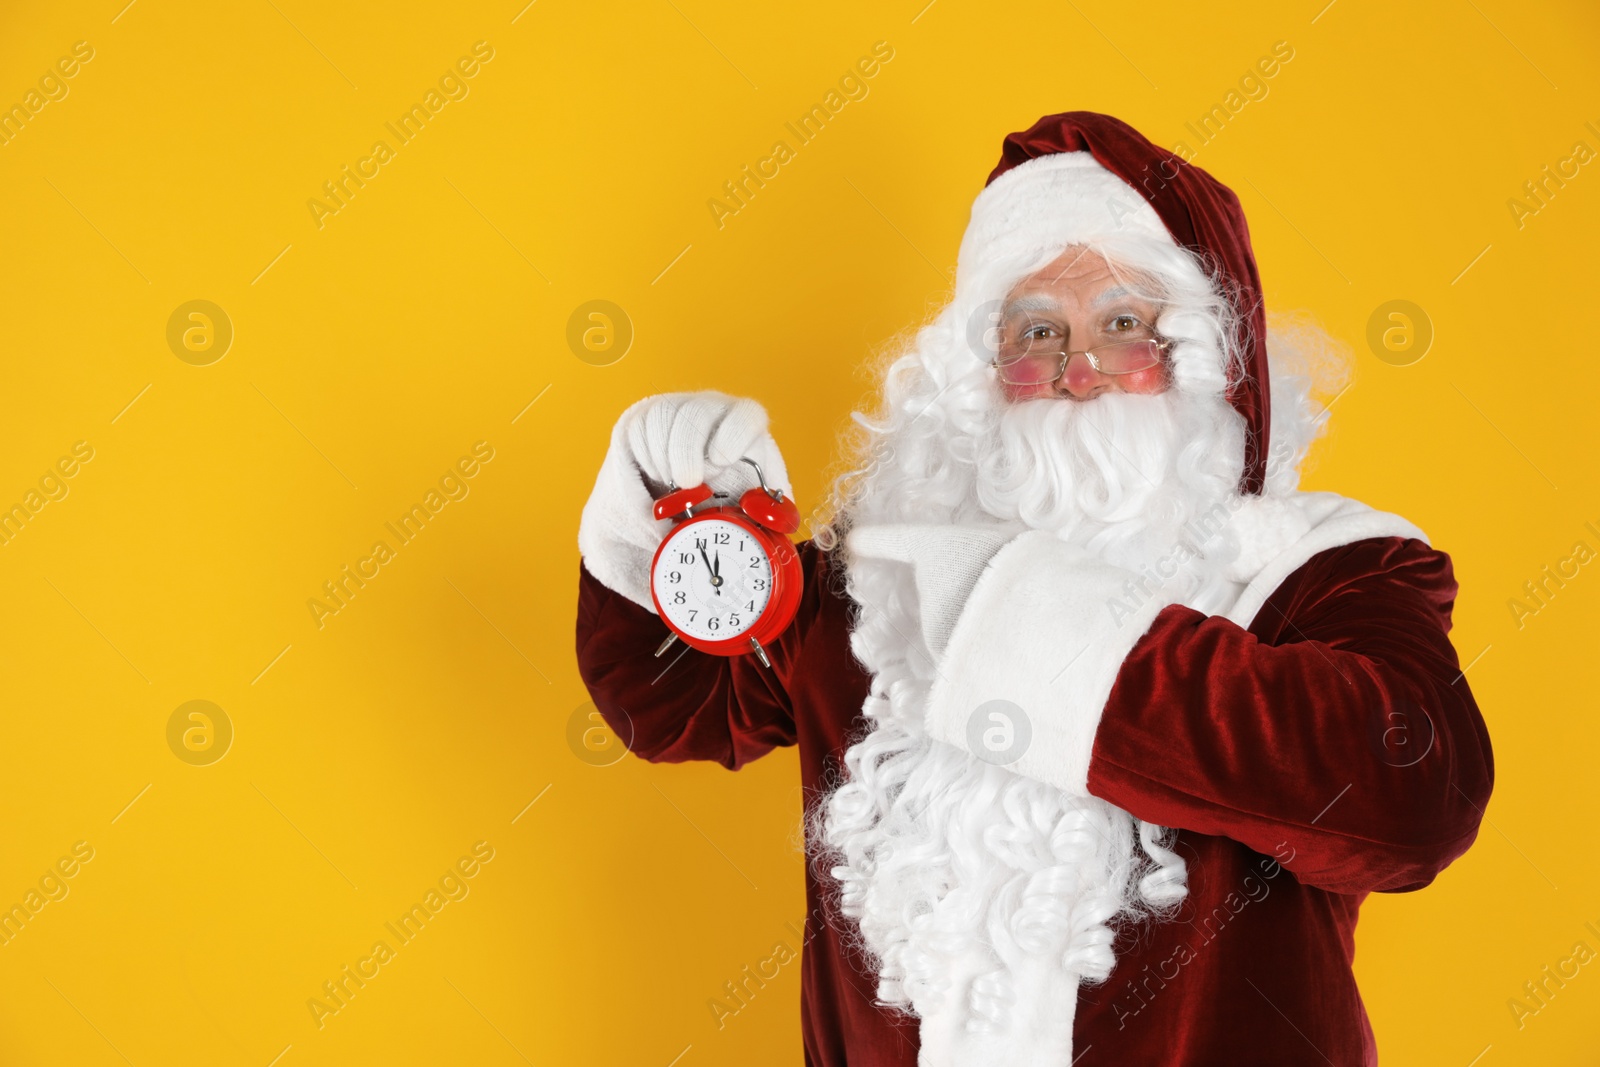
[578,391,791,613]
[844,522,1023,658]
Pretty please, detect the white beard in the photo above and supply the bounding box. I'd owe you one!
[975,388,1243,572]
[815,384,1246,1037]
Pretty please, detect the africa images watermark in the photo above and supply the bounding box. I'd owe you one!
[1103,433,1310,626]
[0,441,96,548]
[1506,917,1600,1030]
[1105,493,1249,626]
[1109,841,1297,1030]
[707,917,816,1031]
[1506,516,1600,631]
[1,841,96,947]
[307,41,496,230]
[306,840,496,1030]
[0,40,95,148]
[1505,119,1600,231]
[1170,40,1295,162]
[706,40,895,230]
[307,441,496,629]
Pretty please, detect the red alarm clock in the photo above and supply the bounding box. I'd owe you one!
[649,458,802,668]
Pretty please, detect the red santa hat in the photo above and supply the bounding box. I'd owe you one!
[955,111,1271,495]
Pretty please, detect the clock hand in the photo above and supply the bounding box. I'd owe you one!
[698,546,722,591]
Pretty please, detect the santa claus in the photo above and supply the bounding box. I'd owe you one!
[574,112,1493,1065]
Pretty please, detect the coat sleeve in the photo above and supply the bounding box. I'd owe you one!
[574,542,820,769]
[1085,536,1495,895]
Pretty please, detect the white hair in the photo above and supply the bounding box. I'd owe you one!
[806,233,1342,1031]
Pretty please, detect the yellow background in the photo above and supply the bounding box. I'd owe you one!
[1,0,1596,1063]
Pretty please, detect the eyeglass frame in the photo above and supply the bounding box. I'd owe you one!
[991,334,1175,386]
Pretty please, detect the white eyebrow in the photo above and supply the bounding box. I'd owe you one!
[1001,294,1061,318]
[1092,285,1133,307]
[1095,283,1166,311]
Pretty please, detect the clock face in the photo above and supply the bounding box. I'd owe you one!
[653,517,773,643]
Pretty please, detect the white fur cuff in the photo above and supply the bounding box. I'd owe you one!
[923,531,1179,796]
[844,522,1025,660]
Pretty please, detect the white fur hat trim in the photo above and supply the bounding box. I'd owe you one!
[955,151,1174,295]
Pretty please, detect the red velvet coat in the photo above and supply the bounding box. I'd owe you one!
[574,535,1493,1065]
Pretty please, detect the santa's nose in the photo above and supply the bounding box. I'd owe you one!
[1054,351,1110,400]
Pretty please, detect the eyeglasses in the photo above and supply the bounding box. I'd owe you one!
[992,332,1172,386]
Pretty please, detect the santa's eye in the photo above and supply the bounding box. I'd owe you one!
[1110,314,1142,332]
